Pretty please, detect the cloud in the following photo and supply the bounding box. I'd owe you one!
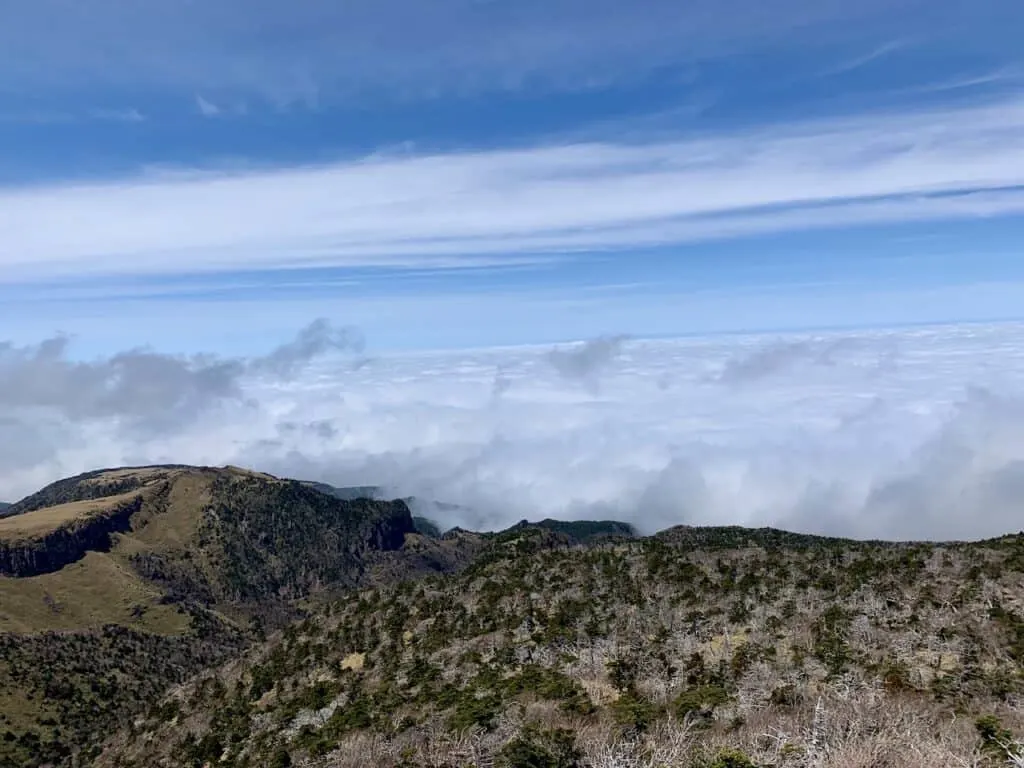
[491,365,513,400]
[0,107,146,124]
[547,335,629,388]
[780,386,1024,540]
[820,39,906,77]
[0,319,360,493]
[88,107,146,122]
[254,319,365,377]
[224,323,1024,541]
[195,95,222,117]
[5,321,1024,543]
[715,337,879,384]
[5,96,1024,285]
[0,335,244,427]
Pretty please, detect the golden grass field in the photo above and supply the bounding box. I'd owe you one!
[0,550,190,634]
[0,492,140,540]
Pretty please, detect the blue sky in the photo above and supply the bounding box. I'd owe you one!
[2,0,1024,355]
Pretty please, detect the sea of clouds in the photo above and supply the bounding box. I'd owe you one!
[4,320,1024,541]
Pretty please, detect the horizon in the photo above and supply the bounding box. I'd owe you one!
[4,0,1024,540]
[8,460,1024,547]
[4,322,1024,541]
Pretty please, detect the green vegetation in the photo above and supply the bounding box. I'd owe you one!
[507,519,637,544]
[412,516,444,538]
[96,515,1024,768]
[9,464,1024,767]
[0,465,475,767]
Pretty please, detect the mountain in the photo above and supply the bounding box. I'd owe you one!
[96,524,1024,768]
[507,517,638,544]
[306,482,468,538]
[412,516,444,538]
[302,482,381,501]
[0,465,481,768]
[11,465,1024,768]
[303,483,639,544]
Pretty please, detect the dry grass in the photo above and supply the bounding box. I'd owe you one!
[222,465,281,482]
[81,467,169,485]
[285,691,1021,768]
[126,472,211,550]
[0,551,190,634]
[0,491,139,540]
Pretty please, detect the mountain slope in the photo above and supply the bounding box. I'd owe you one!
[0,465,418,609]
[507,517,638,544]
[97,526,1024,768]
[0,465,475,768]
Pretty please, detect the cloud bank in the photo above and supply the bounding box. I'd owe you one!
[3,321,1024,542]
[6,97,1024,284]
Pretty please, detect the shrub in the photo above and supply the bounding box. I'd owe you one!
[674,685,730,718]
[708,747,757,768]
[611,692,658,734]
[496,727,582,768]
[975,714,1016,760]
[447,691,501,732]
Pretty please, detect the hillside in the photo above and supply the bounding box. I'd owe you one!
[97,525,1024,768]
[509,518,638,544]
[0,466,481,768]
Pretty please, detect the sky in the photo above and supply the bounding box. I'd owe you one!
[3,1,1024,537]
[3,0,1024,353]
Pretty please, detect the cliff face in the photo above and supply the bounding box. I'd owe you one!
[0,496,142,577]
[128,473,418,603]
[0,465,445,768]
[1,466,420,599]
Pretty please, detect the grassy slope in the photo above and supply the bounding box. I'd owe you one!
[0,551,189,634]
[0,465,440,768]
[98,527,1024,768]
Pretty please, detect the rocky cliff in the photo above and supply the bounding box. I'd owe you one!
[0,495,142,577]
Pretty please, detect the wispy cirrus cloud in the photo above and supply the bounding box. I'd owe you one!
[195,96,222,117]
[5,97,1024,284]
[819,39,907,77]
[0,107,146,124]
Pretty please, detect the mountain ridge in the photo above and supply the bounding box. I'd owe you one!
[7,463,1024,767]
[0,464,482,767]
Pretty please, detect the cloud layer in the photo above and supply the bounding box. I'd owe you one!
[5,97,1024,284]
[4,321,1024,541]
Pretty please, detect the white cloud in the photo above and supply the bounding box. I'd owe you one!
[0,107,145,124]
[5,321,1024,542]
[195,95,222,117]
[820,39,906,77]
[5,97,1024,284]
[88,107,146,122]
